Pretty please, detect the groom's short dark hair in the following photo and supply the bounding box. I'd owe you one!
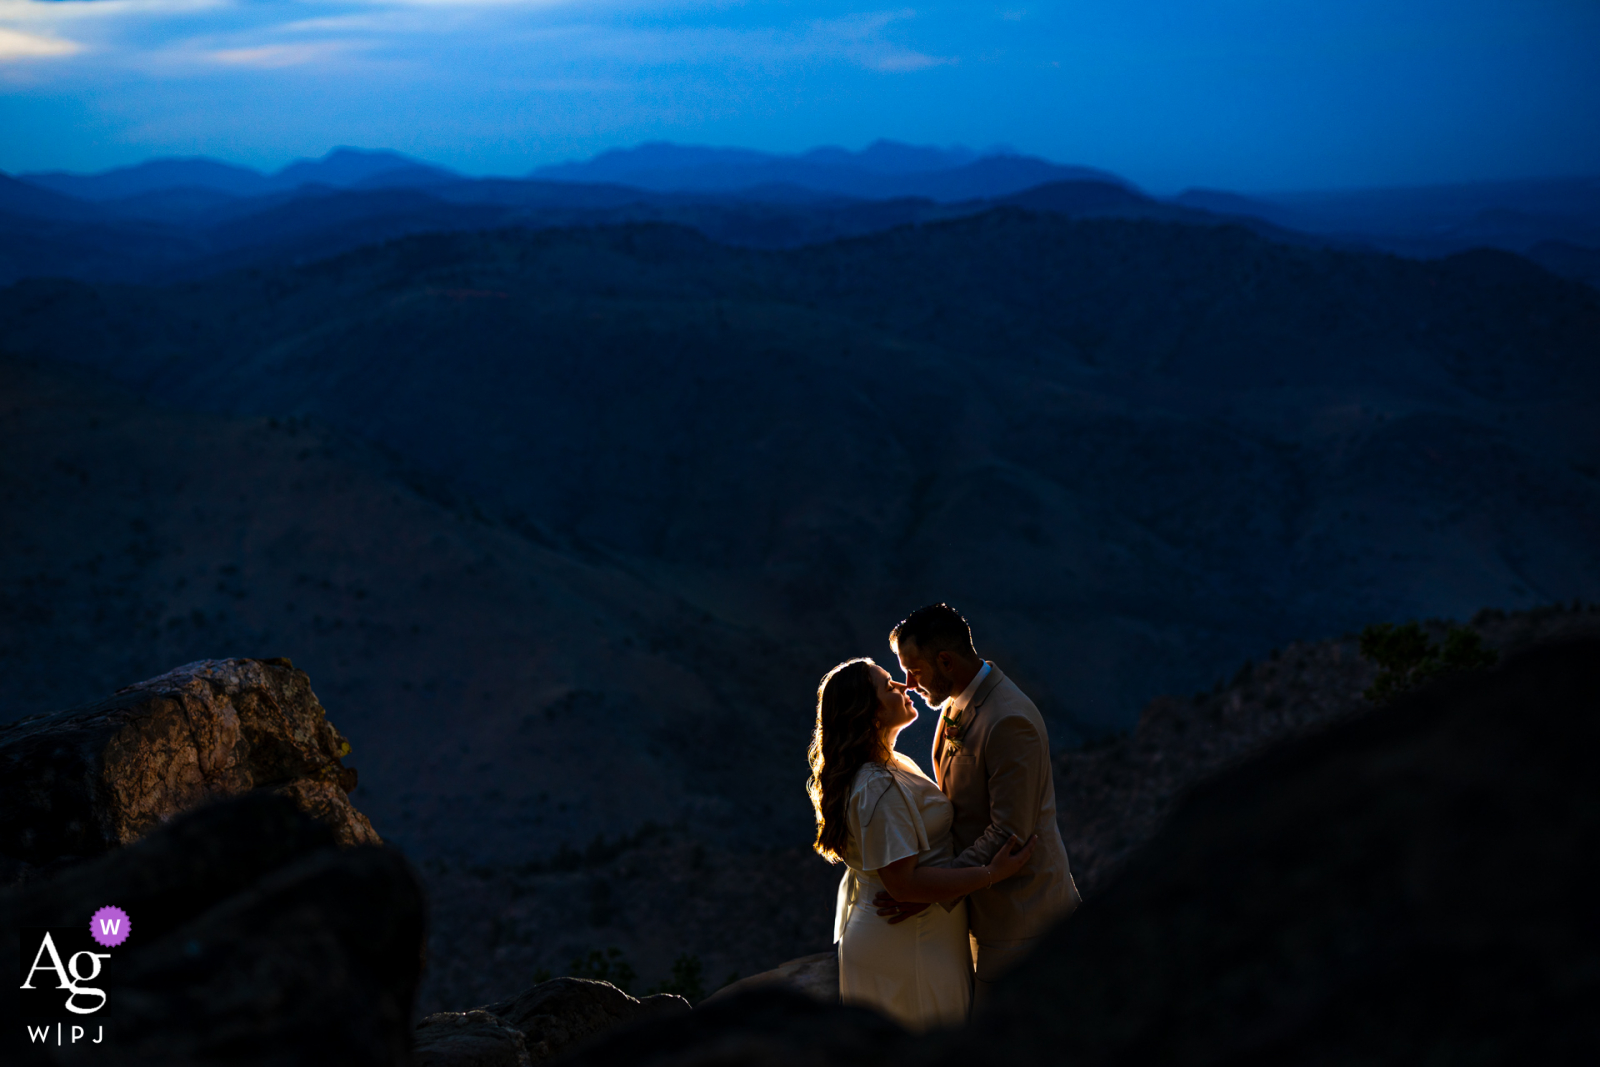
[890,603,978,659]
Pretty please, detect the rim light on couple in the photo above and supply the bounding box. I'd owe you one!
[807,602,1082,1031]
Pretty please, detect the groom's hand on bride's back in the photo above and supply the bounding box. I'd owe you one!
[872,890,931,925]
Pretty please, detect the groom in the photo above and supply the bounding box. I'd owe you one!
[875,603,1080,1002]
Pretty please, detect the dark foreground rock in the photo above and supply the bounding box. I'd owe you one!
[1,792,425,1066]
[703,949,838,1005]
[944,635,1600,1065]
[569,987,908,1067]
[0,658,377,881]
[563,637,1600,1066]
[1058,602,1600,895]
[415,1010,534,1067]
[416,977,690,1066]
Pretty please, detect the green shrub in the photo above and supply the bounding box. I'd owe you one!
[1358,621,1497,703]
[566,948,710,1002]
[569,947,636,993]
[649,954,706,1003]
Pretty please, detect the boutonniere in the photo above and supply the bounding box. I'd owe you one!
[941,708,969,754]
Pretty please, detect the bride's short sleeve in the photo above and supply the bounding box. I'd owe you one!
[856,779,921,872]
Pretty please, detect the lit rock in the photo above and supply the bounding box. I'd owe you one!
[0,657,375,880]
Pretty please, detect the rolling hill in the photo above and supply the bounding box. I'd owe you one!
[5,209,1596,737]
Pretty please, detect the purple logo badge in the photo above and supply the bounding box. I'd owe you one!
[90,906,131,948]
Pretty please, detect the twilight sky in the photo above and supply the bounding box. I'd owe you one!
[1,0,1597,192]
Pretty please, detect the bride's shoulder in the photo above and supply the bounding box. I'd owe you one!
[847,761,895,827]
[847,761,894,803]
[850,760,893,789]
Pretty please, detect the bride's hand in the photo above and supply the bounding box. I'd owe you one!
[985,834,1038,885]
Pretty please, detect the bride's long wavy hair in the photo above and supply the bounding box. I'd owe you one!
[808,658,891,864]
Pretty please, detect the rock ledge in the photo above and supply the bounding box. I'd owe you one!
[0,657,376,880]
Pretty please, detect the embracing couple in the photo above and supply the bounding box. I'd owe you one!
[807,603,1081,1030]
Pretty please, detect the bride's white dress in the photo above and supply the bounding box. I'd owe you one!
[834,751,972,1030]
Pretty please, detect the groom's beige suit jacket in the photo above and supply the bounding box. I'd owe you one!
[933,662,1080,943]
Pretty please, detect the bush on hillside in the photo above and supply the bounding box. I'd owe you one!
[1359,621,1497,703]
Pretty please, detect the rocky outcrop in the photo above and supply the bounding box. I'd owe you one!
[564,637,1600,1065]
[0,792,425,1066]
[415,1010,534,1067]
[703,949,838,1006]
[1056,602,1600,894]
[416,978,691,1066]
[0,657,376,881]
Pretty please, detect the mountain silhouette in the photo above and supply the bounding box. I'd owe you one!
[271,147,456,190]
[19,147,454,203]
[0,169,1313,287]
[10,144,1598,289]
[21,156,275,201]
[530,140,1125,200]
[800,140,979,173]
[1176,176,1600,277]
[0,172,104,221]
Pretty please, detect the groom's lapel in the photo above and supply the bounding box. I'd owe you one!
[945,663,1003,779]
[934,663,1003,789]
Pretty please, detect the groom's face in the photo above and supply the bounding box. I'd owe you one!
[896,640,956,708]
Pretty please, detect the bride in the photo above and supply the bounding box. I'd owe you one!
[808,657,1036,1030]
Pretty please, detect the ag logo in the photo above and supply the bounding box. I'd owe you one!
[16,906,128,1050]
[21,932,110,1014]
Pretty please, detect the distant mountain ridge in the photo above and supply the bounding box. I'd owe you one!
[1175,175,1600,283]
[0,141,1172,285]
[17,140,1120,206]
[20,147,457,202]
[0,166,1298,287]
[529,139,1128,200]
[4,143,1598,289]
[0,172,101,221]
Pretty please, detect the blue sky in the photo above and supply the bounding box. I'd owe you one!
[2,0,1598,192]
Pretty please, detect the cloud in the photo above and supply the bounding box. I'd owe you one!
[0,25,81,57]
[371,0,576,8]
[865,48,950,71]
[806,10,955,72]
[577,9,956,74]
[0,0,957,83]
[0,0,224,24]
[209,40,354,67]
[0,0,223,68]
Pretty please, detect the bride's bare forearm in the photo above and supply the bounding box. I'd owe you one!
[878,862,993,904]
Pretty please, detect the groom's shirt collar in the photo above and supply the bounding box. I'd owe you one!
[946,660,991,717]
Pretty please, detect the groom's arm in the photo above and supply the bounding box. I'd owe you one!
[952,715,1042,870]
